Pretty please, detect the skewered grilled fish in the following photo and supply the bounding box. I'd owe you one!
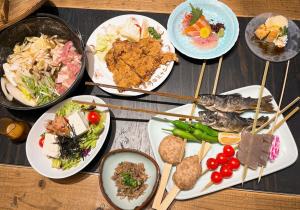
[198,110,269,132]
[197,94,275,113]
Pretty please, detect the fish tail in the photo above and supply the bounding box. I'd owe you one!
[248,95,275,112]
[260,96,275,112]
[256,116,270,128]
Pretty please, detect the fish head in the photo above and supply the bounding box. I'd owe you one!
[198,95,215,107]
[198,111,216,125]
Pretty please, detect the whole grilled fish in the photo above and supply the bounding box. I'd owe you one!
[197,94,274,113]
[198,110,269,132]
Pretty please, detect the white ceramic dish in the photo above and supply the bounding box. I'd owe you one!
[26,95,110,179]
[86,14,176,96]
[99,149,160,210]
[148,85,298,200]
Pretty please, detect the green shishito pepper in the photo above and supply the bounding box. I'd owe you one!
[192,129,218,143]
[162,128,199,142]
[191,122,219,137]
[170,120,193,132]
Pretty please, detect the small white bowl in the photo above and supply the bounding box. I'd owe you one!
[99,149,160,210]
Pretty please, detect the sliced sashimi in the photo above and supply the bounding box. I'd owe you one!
[192,33,219,49]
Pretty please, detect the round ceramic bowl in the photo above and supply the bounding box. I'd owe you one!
[99,149,160,210]
[167,0,239,60]
[245,13,300,62]
[0,14,85,110]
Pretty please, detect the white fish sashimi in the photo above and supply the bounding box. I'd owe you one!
[5,82,37,106]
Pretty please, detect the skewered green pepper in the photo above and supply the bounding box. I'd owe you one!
[162,128,199,142]
[191,122,219,137]
[192,129,218,143]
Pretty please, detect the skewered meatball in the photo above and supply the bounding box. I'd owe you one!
[173,155,201,190]
[158,135,185,165]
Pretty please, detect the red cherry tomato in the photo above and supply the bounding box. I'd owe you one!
[211,171,223,184]
[223,145,235,157]
[228,157,240,170]
[87,111,101,124]
[220,164,233,178]
[216,153,228,165]
[39,135,45,148]
[206,158,219,170]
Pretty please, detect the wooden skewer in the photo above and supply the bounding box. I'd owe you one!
[212,56,223,95]
[242,60,270,185]
[257,60,290,183]
[158,143,211,210]
[85,81,198,102]
[152,61,207,209]
[72,100,205,121]
[202,106,299,192]
[255,96,300,133]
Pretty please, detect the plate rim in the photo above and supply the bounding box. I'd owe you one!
[25,95,111,179]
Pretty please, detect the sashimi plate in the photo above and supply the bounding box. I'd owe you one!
[148,85,298,200]
[86,14,175,96]
[167,0,239,59]
[26,95,111,179]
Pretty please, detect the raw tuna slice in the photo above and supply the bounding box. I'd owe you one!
[192,33,219,49]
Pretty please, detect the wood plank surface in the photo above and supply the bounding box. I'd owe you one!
[1,164,300,210]
[49,0,300,20]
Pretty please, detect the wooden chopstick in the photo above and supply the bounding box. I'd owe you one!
[85,81,197,102]
[72,100,203,121]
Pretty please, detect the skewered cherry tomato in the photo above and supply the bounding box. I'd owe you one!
[87,111,101,124]
[39,135,45,148]
[223,145,235,157]
[211,171,223,184]
[216,153,228,165]
[228,157,240,170]
[220,164,233,178]
[206,158,219,170]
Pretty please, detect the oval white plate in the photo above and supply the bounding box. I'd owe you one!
[26,95,110,179]
[86,14,175,96]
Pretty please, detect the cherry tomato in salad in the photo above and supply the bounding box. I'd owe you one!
[39,135,45,148]
[220,164,233,178]
[87,111,101,124]
[211,171,223,184]
[216,153,228,165]
[206,158,219,170]
[227,157,240,170]
[223,145,235,157]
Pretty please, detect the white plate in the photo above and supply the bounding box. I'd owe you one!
[148,85,298,200]
[26,95,111,179]
[86,14,176,96]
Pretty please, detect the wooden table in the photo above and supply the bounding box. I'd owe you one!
[1,1,300,209]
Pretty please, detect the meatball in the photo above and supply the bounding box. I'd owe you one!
[173,155,201,190]
[158,135,185,165]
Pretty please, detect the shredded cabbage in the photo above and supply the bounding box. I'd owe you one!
[56,101,82,117]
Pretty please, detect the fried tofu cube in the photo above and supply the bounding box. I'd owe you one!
[255,24,270,40]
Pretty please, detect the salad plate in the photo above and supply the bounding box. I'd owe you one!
[26,95,110,179]
[167,0,239,60]
[86,14,176,96]
[148,85,298,200]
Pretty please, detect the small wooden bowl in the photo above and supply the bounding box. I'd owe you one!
[99,149,160,210]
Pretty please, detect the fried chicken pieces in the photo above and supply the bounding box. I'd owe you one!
[105,37,178,90]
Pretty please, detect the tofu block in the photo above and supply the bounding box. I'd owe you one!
[42,133,61,158]
[67,111,89,136]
